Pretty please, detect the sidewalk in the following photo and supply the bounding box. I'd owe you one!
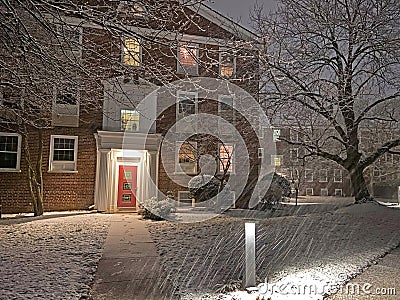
[90,214,176,300]
[328,247,400,299]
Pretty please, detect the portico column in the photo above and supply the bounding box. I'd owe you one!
[148,151,159,198]
[95,149,112,212]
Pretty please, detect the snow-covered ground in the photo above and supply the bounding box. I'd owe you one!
[0,212,111,300]
[148,203,400,300]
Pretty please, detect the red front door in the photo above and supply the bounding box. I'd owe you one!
[117,165,137,208]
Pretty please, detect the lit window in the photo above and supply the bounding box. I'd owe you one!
[219,144,234,173]
[0,133,21,171]
[123,38,141,66]
[176,142,197,174]
[334,169,343,182]
[121,110,140,132]
[177,45,198,75]
[219,49,235,78]
[271,155,282,166]
[49,135,78,172]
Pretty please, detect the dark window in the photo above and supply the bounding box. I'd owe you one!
[56,91,77,105]
[0,135,19,169]
[53,138,75,161]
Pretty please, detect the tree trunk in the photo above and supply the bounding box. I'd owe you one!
[24,129,44,216]
[349,167,374,204]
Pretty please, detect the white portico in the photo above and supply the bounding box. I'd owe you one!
[94,131,162,213]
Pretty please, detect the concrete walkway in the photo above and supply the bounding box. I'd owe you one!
[90,214,176,300]
[328,247,400,299]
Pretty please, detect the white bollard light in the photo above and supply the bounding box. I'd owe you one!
[244,221,256,287]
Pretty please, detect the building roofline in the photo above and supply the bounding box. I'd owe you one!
[183,1,261,42]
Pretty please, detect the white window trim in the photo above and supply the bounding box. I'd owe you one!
[258,148,264,159]
[319,169,328,182]
[321,188,329,196]
[120,109,140,132]
[305,169,314,182]
[290,148,299,162]
[178,191,194,206]
[272,128,281,142]
[121,36,142,66]
[306,188,314,196]
[48,135,78,173]
[52,84,80,128]
[335,189,343,197]
[0,132,22,172]
[219,47,236,78]
[177,44,199,75]
[175,141,197,175]
[334,169,343,182]
[218,143,235,174]
[176,91,198,121]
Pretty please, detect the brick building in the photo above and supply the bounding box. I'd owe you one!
[0,1,263,213]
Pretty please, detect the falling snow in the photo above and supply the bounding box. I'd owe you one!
[149,203,400,299]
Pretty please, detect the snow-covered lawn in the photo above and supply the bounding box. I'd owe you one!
[148,203,400,299]
[0,212,111,300]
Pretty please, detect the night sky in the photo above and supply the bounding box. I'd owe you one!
[206,0,278,28]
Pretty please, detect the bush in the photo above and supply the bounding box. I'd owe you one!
[257,173,292,210]
[188,175,221,203]
[138,196,175,221]
[188,175,233,210]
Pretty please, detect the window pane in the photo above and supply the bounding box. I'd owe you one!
[0,136,18,152]
[123,38,141,66]
[179,46,197,67]
[53,138,75,161]
[0,152,17,168]
[121,110,140,131]
[178,143,196,174]
[220,52,235,77]
[219,145,233,172]
[56,91,77,105]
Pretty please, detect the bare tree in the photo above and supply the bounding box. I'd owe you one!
[254,0,400,203]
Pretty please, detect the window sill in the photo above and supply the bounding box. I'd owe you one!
[0,169,21,173]
[174,171,198,176]
[48,170,78,174]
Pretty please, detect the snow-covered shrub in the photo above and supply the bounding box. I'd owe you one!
[257,172,292,210]
[188,175,221,203]
[138,196,175,221]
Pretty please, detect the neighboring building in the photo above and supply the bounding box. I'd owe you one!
[271,127,400,199]
[0,1,261,213]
